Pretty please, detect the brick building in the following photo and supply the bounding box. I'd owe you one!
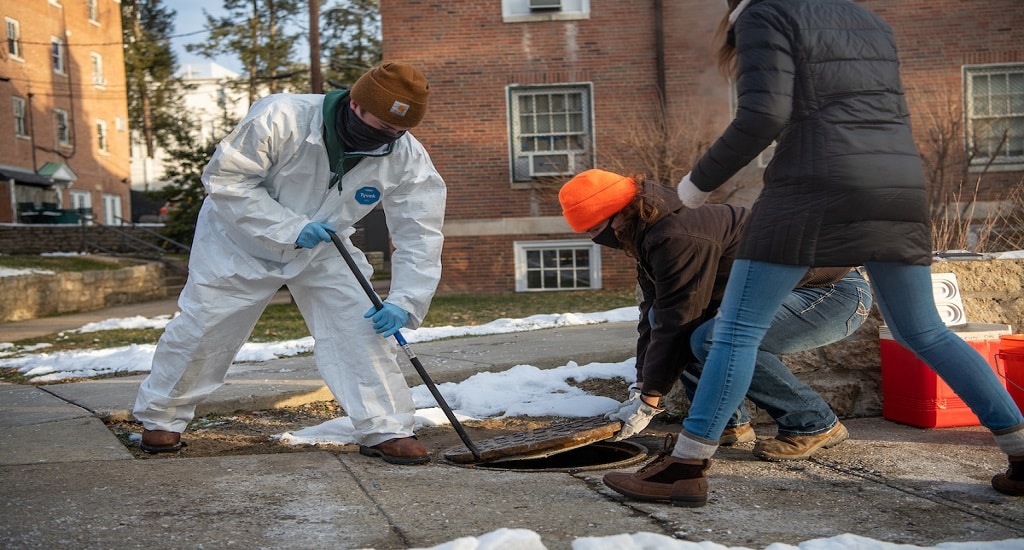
[1,0,131,226]
[381,0,1024,295]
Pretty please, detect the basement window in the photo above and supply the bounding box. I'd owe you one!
[514,239,601,292]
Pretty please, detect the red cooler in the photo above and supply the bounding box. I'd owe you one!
[880,322,1011,428]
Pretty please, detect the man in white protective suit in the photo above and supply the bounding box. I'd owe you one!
[133,63,446,465]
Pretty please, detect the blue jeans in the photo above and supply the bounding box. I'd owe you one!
[682,269,872,436]
[683,260,1024,442]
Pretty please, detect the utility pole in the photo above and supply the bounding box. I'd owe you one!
[309,0,323,93]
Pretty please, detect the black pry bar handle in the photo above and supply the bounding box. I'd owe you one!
[327,230,483,461]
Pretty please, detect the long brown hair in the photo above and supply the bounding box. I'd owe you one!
[715,0,740,77]
[613,174,663,259]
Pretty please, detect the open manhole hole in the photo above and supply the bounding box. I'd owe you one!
[442,416,649,472]
[444,440,648,472]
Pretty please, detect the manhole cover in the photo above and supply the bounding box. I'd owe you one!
[445,440,648,473]
[443,416,622,464]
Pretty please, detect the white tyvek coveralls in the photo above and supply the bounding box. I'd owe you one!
[133,94,446,446]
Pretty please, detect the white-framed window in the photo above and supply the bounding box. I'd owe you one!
[96,119,108,152]
[965,63,1024,168]
[55,109,70,146]
[502,0,590,22]
[103,193,122,225]
[5,18,21,59]
[13,97,28,138]
[508,84,593,183]
[90,52,105,86]
[70,190,91,210]
[514,239,602,292]
[87,0,99,22]
[51,37,66,74]
[70,190,92,224]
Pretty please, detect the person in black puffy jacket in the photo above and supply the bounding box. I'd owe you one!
[603,0,1024,507]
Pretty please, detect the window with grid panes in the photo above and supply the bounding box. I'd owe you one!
[52,38,65,73]
[13,97,28,137]
[6,18,21,58]
[514,240,601,292]
[508,85,593,183]
[965,64,1024,166]
[55,109,70,145]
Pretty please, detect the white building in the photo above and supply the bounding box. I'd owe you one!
[129,62,250,192]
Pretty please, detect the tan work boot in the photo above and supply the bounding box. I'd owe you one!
[602,435,711,507]
[359,436,430,465]
[719,423,755,446]
[753,422,848,461]
[992,454,1024,496]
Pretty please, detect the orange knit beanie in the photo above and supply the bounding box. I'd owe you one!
[559,169,637,232]
[350,63,430,128]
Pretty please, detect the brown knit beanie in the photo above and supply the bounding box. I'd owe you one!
[350,63,430,128]
[559,169,638,232]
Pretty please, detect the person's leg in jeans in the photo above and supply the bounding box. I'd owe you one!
[603,260,806,505]
[675,260,808,458]
[865,262,1024,495]
[685,269,872,437]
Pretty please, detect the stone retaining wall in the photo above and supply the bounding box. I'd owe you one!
[665,259,1024,423]
[0,261,166,322]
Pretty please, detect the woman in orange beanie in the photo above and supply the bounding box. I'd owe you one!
[559,169,871,506]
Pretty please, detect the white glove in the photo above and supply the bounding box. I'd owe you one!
[606,397,665,441]
[677,172,710,209]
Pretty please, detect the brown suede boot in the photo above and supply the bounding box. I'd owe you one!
[753,422,848,461]
[140,429,184,454]
[719,423,755,446]
[603,435,711,507]
[992,455,1024,496]
[359,436,430,465]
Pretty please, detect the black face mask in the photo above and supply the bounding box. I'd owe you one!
[337,103,406,152]
[591,224,622,249]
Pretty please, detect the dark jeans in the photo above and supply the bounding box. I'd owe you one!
[683,269,872,436]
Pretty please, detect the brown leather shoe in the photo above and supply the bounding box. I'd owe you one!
[359,436,430,465]
[603,435,710,507]
[719,423,755,446]
[753,422,848,461]
[140,429,184,454]
[992,454,1024,496]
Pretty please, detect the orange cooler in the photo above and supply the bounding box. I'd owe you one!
[880,323,1011,428]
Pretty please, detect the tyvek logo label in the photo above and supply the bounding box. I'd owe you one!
[355,186,381,205]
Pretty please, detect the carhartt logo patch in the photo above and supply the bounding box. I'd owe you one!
[390,100,410,117]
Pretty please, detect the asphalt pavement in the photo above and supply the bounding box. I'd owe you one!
[1,297,1023,549]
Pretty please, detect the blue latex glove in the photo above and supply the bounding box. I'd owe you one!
[295,222,337,249]
[364,303,410,338]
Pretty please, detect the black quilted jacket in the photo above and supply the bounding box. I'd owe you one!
[691,0,932,266]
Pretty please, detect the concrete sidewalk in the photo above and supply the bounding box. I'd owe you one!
[1,300,1023,549]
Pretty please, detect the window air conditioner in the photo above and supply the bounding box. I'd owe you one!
[528,0,562,11]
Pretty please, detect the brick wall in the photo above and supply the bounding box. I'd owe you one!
[383,0,1023,293]
[440,233,636,294]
